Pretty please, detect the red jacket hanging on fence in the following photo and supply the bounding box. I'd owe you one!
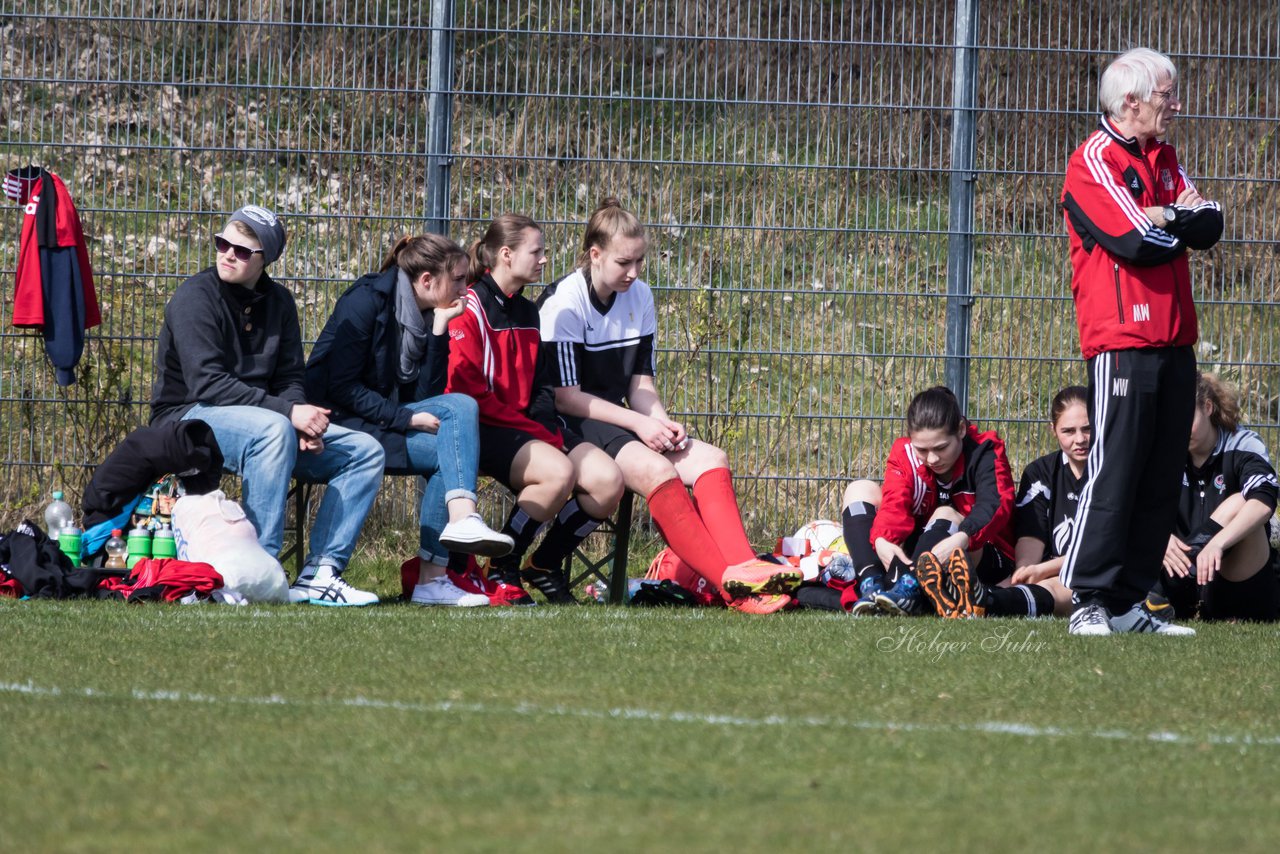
[6,166,100,385]
[1060,116,1223,360]
[870,425,1016,560]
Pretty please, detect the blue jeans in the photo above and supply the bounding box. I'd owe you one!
[402,393,480,564]
[183,404,385,571]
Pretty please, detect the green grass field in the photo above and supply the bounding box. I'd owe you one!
[3,577,1279,854]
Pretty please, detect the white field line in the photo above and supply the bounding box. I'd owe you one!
[2,679,1277,749]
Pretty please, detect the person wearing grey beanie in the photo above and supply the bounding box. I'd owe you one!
[227,204,287,265]
[150,204,387,605]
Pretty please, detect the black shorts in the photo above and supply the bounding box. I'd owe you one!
[477,423,583,491]
[1166,550,1280,622]
[974,546,1012,587]
[558,415,642,459]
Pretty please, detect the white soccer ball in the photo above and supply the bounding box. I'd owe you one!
[792,519,848,555]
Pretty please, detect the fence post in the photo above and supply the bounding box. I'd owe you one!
[425,0,456,235]
[945,0,979,409]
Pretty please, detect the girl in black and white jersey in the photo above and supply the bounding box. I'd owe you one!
[1010,385,1090,616]
[538,199,800,614]
[1162,372,1279,621]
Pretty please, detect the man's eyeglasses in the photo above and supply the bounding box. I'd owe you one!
[1152,88,1180,103]
[214,234,264,262]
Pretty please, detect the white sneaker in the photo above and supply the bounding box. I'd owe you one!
[410,575,489,607]
[1068,603,1113,636]
[439,513,515,558]
[289,565,379,607]
[1109,599,1196,635]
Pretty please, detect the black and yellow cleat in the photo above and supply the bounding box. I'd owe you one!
[946,548,987,619]
[916,551,959,618]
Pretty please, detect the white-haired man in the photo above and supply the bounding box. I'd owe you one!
[1059,47,1224,635]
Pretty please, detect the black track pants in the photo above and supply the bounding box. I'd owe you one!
[1061,346,1196,611]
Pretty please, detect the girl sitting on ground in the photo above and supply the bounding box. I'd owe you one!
[1009,385,1090,616]
[446,214,625,605]
[537,198,799,614]
[305,234,513,607]
[1161,372,1279,621]
[840,385,1055,618]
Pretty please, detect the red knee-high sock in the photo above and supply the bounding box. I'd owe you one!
[691,468,756,564]
[646,477,730,586]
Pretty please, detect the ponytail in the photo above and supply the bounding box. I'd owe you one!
[467,214,541,284]
[379,233,466,282]
[578,197,645,269]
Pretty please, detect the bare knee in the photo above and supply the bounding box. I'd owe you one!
[698,444,729,471]
[930,506,963,526]
[576,455,624,512]
[518,451,574,504]
[843,479,881,508]
[624,452,679,497]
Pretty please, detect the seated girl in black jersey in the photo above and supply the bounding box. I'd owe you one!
[537,199,799,614]
[840,386,1056,618]
[1161,372,1279,621]
[445,214,625,604]
[1009,385,1090,616]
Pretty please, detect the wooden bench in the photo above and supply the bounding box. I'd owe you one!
[282,481,634,604]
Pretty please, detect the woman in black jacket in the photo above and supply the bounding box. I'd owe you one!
[306,234,512,606]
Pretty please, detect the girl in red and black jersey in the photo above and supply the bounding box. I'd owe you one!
[1161,373,1279,621]
[538,199,799,614]
[1010,386,1091,616]
[446,215,624,604]
[840,386,1056,618]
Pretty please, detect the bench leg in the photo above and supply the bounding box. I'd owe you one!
[280,481,310,579]
[294,483,308,577]
[608,491,633,605]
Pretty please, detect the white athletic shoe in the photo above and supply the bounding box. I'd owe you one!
[1068,603,1113,636]
[438,514,515,558]
[289,565,379,607]
[410,575,489,607]
[1109,599,1196,636]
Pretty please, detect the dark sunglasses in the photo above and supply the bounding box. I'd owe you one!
[214,234,264,262]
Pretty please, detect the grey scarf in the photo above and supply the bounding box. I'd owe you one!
[395,268,430,383]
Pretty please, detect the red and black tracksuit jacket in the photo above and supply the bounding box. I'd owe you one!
[445,273,564,449]
[1061,115,1223,360]
[870,426,1016,560]
[9,166,100,385]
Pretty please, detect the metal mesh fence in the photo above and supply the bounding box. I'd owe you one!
[2,1,1278,553]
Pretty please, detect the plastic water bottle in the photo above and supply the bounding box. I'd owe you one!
[104,529,128,570]
[44,490,75,535]
[57,525,83,567]
[126,525,152,569]
[152,523,177,560]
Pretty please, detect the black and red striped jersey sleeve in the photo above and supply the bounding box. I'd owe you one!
[1062,137,1184,267]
